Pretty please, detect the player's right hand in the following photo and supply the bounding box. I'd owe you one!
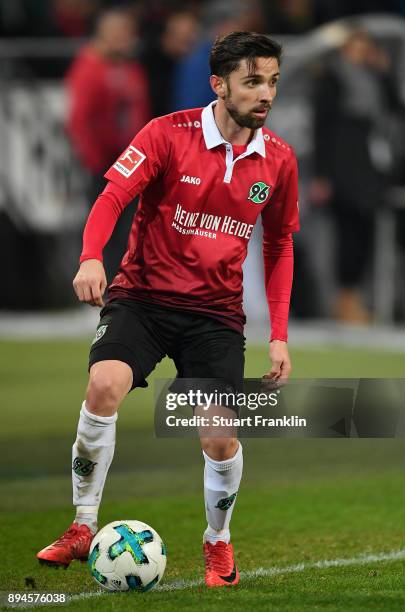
[73,259,107,307]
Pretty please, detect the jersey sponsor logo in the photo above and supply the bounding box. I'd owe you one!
[248,181,272,205]
[180,175,201,185]
[113,145,146,177]
[172,203,254,240]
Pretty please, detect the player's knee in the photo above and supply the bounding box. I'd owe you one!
[86,375,125,416]
[201,437,239,461]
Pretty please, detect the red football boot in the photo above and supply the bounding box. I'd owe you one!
[203,541,240,587]
[37,522,94,568]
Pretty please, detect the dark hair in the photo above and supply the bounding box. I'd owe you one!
[209,31,282,78]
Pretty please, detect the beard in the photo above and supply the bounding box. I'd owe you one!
[224,94,269,129]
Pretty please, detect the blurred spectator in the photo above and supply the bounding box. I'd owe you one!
[1,0,403,39]
[172,0,265,110]
[65,7,150,281]
[261,0,403,35]
[136,0,200,38]
[0,0,100,37]
[310,30,398,323]
[0,0,48,36]
[141,10,199,117]
[66,7,150,177]
[315,0,403,25]
[51,0,100,37]
[263,0,316,35]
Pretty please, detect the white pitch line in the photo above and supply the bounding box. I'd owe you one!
[65,548,405,602]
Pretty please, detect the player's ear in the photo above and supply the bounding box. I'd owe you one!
[210,75,226,99]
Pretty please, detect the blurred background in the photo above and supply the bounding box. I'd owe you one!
[0,0,405,344]
[2,3,405,600]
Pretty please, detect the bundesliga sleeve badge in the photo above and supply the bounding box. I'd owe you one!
[113,145,146,178]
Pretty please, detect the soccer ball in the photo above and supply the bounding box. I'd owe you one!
[88,520,167,592]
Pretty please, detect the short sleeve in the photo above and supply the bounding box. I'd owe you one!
[261,150,300,236]
[104,118,170,198]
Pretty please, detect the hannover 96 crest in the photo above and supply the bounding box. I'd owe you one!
[215,493,237,511]
[73,457,97,476]
[248,181,271,204]
[91,324,108,346]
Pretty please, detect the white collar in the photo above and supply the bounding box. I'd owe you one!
[201,101,266,158]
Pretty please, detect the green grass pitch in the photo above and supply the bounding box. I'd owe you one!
[1,339,405,611]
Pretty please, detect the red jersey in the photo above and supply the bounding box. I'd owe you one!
[82,102,299,339]
[66,45,150,174]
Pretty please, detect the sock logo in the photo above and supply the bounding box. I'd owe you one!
[215,493,237,511]
[72,456,97,476]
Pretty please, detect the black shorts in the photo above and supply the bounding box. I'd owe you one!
[89,299,245,396]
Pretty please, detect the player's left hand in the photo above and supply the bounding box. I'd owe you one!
[263,340,291,385]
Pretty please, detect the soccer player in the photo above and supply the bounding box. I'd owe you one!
[37,31,299,588]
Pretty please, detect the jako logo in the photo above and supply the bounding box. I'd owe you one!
[180,175,201,185]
